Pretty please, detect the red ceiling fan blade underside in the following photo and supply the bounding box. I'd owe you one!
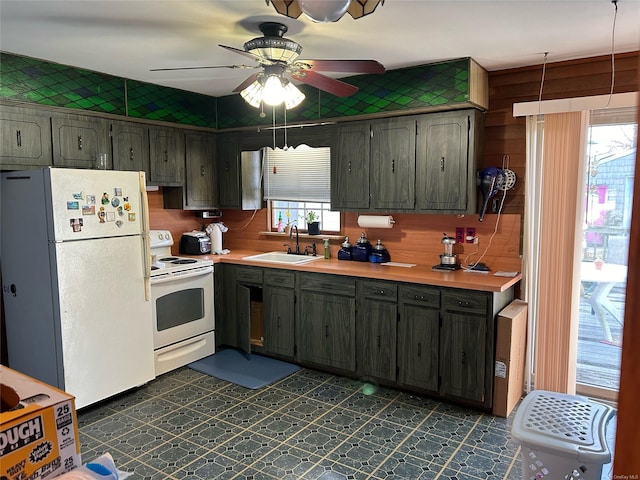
[297,59,385,74]
[232,72,262,93]
[291,70,358,97]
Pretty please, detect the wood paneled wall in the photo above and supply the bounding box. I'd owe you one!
[484,52,639,217]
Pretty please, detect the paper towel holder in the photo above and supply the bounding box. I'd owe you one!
[357,215,396,229]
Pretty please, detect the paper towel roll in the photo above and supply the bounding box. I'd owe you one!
[357,215,395,229]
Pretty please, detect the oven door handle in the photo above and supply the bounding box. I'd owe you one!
[150,266,214,285]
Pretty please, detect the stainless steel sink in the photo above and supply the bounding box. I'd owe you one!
[242,251,324,265]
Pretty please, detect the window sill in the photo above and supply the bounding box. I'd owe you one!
[259,231,344,241]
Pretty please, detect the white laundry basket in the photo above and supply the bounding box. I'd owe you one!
[511,390,614,480]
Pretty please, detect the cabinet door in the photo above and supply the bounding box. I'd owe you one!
[331,121,369,210]
[52,113,110,168]
[236,284,252,354]
[149,126,184,185]
[1,107,52,170]
[416,110,477,212]
[263,285,295,358]
[217,133,241,209]
[358,300,397,381]
[439,311,486,404]
[370,118,415,210]
[298,291,355,371]
[398,304,439,392]
[185,132,217,209]
[111,121,149,173]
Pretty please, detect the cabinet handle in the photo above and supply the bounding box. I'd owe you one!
[440,156,445,171]
[376,336,381,348]
[77,136,83,150]
[391,159,395,173]
[413,295,425,301]
[129,147,134,161]
[200,165,205,176]
[461,350,466,364]
[347,161,352,174]
[417,342,422,357]
[164,150,168,162]
[374,289,385,296]
[457,300,474,308]
[16,130,22,147]
[325,325,329,338]
[277,317,281,328]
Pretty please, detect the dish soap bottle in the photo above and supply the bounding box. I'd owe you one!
[323,238,331,259]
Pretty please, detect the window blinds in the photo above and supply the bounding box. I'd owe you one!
[263,145,331,202]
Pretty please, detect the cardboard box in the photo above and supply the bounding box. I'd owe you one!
[0,366,81,480]
[493,300,528,417]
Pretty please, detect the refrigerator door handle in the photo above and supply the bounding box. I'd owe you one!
[139,171,151,301]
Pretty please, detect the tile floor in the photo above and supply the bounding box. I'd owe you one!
[77,366,616,480]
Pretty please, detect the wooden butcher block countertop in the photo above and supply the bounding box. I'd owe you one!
[195,250,521,293]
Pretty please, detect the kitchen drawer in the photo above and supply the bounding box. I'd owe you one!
[442,290,487,315]
[399,285,440,308]
[236,266,263,284]
[299,272,356,297]
[264,269,295,288]
[360,280,397,302]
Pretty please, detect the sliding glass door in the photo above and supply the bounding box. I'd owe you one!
[577,106,636,400]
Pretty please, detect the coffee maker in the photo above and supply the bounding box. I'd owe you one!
[432,233,460,271]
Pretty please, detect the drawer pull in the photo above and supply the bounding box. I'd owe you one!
[325,325,329,338]
[414,295,425,301]
[129,147,134,161]
[376,336,381,348]
[348,160,352,174]
[417,342,422,357]
[16,130,22,147]
[374,289,385,296]
[77,135,83,150]
[164,150,168,162]
[457,300,473,308]
[440,156,445,171]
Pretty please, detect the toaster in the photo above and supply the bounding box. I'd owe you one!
[180,231,211,255]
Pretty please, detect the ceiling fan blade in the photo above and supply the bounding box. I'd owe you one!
[295,59,385,74]
[219,44,273,64]
[291,70,358,97]
[150,64,256,72]
[232,72,262,93]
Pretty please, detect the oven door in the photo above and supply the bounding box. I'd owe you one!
[151,265,214,349]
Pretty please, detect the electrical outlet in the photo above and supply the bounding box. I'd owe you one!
[455,227,465,244]
[466,227,476,243]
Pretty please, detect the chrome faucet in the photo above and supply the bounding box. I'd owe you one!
[290,225,300,254]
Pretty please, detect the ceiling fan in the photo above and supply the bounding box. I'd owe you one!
[150,21,385,102]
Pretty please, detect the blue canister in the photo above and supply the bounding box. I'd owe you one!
[352,232,372,262]
[369,239,391,263]
[337,236,353,261]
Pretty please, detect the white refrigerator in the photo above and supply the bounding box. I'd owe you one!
[1,167,155,409]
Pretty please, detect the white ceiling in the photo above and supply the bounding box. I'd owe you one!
[1,0,639,99]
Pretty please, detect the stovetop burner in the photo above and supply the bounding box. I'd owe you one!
[172,259,197,264]
[151,265,159,270]
[160,257,179,262]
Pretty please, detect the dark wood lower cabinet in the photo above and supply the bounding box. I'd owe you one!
[439,311,487,404]
[215,265,514,410]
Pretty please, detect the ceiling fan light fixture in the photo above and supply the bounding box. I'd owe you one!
[262,74,286,106]
[283,81,305,109]
[244,23,303,62]
[299,0,350,22]
[240,79,264,108]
